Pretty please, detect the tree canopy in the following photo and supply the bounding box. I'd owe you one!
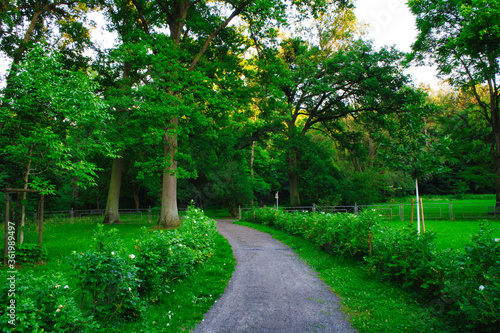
[0,0,496,218]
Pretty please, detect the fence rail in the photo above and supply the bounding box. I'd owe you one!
[239,202,500,221]
[1,207,189,224]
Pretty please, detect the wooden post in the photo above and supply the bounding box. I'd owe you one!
[420,198,426,234]
[14,192,20,244]
[368,233,373,256]
[3,192,10,266]
[410,198,414,225]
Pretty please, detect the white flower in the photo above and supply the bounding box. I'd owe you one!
[495,238,500,242]
[169,248,172,251]
[56,308,61,313]
[179,244,183,247]
[63,285,69,289]
[479,285,485,291]
[111,251,115,255]
[128,287,132,291]
[129,254,136,259]
[54,284,60,289]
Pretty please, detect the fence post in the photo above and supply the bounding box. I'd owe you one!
[239,206,242,220]
[148,206,152,224]
[450,200,454,220]
[400,202,404,220]
[354,203,358,216]
[312,204,316,213]
[70,208,74,223]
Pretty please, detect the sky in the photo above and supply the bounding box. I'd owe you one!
[353,0,441,89]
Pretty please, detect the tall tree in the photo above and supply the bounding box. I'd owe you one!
[122,0,340,227]
[427,86,494,194]
[254,38,421,205]
[97,0,150,224]
[0,45,114,231]
[408,0,500,204]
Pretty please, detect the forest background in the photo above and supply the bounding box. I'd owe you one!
[0,0,498,226]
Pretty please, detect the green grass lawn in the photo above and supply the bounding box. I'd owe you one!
[387,219,500,251]
[369,194,498,220]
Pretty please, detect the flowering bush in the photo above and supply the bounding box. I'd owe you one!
[135,206,217,301]
[0,271,97,332]
[69,225,143,321]
[446,223,500,330]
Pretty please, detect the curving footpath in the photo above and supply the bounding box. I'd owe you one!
[193,220,356,333]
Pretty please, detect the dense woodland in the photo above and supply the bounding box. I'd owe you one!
[0,0,499,224]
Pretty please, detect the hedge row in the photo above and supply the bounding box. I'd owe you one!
[245,208,500,332]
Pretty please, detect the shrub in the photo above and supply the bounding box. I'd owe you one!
[69,225,143,322]
[135,206,218,301]
[446,222,500,331]
[135,229,197,300]
[320,210,381,258]
[0,271,98,333]
[365,225,449,297]
[244,207,280,226]
[16,243,47,264]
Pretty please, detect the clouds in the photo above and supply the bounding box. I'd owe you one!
[354,0,417,51]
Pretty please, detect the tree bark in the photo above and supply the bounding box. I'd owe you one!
[288,147,301,206]
[103,157,123,224]
[160,117,180,227]
[489,82,500,207]
[131,181,141,211]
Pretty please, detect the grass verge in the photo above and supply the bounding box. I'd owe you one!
[236,220,455,333]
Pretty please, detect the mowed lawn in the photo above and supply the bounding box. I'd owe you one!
[388,219,500,250]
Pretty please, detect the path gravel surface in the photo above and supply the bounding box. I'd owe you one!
[193,220,356,333]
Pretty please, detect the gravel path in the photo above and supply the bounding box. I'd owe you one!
[193,220,356,333]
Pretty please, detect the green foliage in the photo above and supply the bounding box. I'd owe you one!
[68,225,143,321]
[245,208,383,258]
[365,225,448,297]
[15,243,46,264]
[447,223,500,330]
[0,271,98,333]
[134,206,217,301]
[1,44,114,192]
[244,210,500,331]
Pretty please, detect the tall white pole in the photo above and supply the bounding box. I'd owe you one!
[416,178,420,235]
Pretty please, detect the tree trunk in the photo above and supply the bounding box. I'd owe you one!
[159,117,180,227]
[103,157,123,224]
[132,181,140,211]
[493,130,500,207]
[488,80,500,207]
[288,148,301,206]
